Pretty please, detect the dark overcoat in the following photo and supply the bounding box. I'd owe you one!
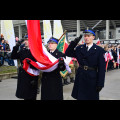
[41,49,65,100]
[65,41,106,100]
[11,46,38,100]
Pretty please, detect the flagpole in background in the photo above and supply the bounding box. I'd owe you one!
[59,30,67,41]
[92,20,103,29]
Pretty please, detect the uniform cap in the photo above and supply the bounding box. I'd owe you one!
[83,28,96,36]
[47,37,59,44]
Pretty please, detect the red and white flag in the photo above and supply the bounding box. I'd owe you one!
[96,38,101,45]
[23,20,71,76]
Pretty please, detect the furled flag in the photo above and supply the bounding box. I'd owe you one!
[22,20,71,76]
[43,20,52,45]
[1,20,17,67]
[53,20,63,39]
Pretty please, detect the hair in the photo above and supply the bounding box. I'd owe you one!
[104,44,108,51]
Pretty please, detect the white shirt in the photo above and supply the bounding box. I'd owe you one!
[86,43,93,51]
[50,50,55,53]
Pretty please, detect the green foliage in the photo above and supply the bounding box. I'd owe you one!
[0,66,17,74]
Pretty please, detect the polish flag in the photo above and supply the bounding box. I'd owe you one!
[22,20,71,76]
[96,38,101,45]
[82,40,84,44]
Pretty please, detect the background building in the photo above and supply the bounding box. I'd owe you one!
[0,20,120,43]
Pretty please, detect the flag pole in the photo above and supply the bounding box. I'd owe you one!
[59,30,67,41]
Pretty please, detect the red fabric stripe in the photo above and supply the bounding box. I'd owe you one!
[22,59,36,76]
[27,20,52,66]
[63,42,68,53]
[64,42,73,65]
[23,58,59,70]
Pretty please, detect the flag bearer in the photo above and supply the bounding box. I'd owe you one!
[41,37,66,100]
[11,35,39,100]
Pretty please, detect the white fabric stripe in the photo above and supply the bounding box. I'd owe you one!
[26,58,71,76]
[42,44,57,63]
[40,62,59,72]
[27,65,40,76]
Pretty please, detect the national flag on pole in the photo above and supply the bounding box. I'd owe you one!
[1,20,17,67]
[57,33,73,77]
[57,34,73,66]
[53,20,73,77]
[23,20,71,76]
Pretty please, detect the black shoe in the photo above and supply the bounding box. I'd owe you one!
[0,80,2,82]
[37,88,40,94]
[70,78,75,83]
[62,83,65,86]
[64,79,70,85]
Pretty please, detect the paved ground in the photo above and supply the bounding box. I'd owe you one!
[0,69,120,100]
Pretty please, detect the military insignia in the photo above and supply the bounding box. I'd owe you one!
[81,46,83,48]
[94,48,96,50]
[56,53,58,55]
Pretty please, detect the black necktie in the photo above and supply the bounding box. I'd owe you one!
[86,46,88,51]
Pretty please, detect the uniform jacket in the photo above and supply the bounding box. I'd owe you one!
[11,46,38,99]
[41,49,65,100]
[65,41,106,100]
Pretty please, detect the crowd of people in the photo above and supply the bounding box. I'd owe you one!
[0,34,15,66]
[98,43,120,71]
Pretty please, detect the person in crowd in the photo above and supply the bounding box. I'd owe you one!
[0,39,5,65]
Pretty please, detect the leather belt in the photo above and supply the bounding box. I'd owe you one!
[80,65,97,71]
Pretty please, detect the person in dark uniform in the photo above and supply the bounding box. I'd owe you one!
[65,28,106,100]
[41,37,66,100]
[11,35,39,100]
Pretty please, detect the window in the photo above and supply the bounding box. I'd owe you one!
[118,30,120,33]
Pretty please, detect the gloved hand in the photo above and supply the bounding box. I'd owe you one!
[26,59,38,70]
[58,57,66,71]
[96,86,103,92]
[74,34,83,44]
[16,39,24,47]
[26,59,31,64]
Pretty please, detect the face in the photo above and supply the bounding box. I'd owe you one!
[1,39,4,43]
[24,39,29,47]
[48,42,57,51]
[84,34,95,45]
[5,41,9,44]
[104,46,108,51]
